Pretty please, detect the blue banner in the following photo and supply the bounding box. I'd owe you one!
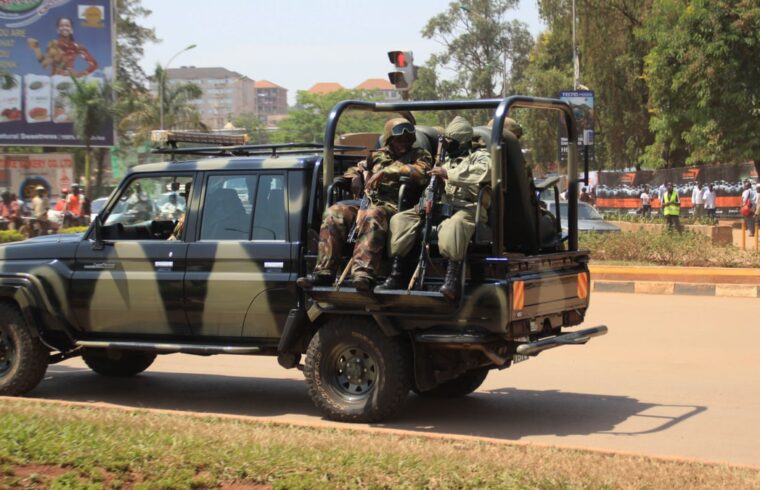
[0,0,114,147]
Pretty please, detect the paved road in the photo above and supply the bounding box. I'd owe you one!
[28,293,760,466]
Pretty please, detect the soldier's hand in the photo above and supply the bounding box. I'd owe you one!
[365,170,385,190]
[428,167,448,180]
[350,174,364,198]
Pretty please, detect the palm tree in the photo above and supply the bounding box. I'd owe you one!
[67,77,112,198]
[119,65,206,145]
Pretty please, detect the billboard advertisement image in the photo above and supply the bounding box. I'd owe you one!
[559,90,594,164]
[0,0,113,147]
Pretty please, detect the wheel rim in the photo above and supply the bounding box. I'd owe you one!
[327,345,378,401]
[0,328,16,378]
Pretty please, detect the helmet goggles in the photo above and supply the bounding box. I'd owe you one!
[389,121,415,137]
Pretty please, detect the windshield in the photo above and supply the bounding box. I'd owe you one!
[550,202,603,220]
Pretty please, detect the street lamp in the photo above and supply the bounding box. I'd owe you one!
[159,43,196,130]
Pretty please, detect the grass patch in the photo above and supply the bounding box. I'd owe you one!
[580,229,760,267]
[0,399,758,489]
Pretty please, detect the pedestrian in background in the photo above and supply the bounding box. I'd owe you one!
[663,182,681,232]
[692,182,705,219]
[657,182,667,215]
[0,190,21,230]
[640,186,652,217]
[740,181,756,237]
[704,184,717,222]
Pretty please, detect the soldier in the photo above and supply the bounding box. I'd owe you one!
[383,116,492,301]
[297,118,432,291]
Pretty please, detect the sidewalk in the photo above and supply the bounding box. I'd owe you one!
[590,264,760,298]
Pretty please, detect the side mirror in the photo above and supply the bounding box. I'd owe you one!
[92,215,104,250]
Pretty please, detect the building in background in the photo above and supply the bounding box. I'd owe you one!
[155,66,257,130]
[254,80,288,125]
[354,78,400,101]
[307,82,345,95]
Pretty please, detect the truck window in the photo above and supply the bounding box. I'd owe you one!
[200,175,256,241]
[101,175,192,240]
[253,174,287,241]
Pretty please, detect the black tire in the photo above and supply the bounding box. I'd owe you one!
[0,303,49,396]
[304,317,411,423]
[82,349,156,377]
[415,367,489,398]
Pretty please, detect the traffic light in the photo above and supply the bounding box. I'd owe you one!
[387,50,415,91]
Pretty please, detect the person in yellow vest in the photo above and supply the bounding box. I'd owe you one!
[663,181,681,232]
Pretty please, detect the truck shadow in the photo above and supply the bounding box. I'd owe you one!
[30,365,705,441]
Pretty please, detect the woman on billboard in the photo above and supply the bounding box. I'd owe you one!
[27,17,98,77]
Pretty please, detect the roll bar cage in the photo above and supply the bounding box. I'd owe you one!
[321,96,580,253]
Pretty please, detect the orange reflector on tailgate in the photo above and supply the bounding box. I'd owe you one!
[577,272,589,299]
[512,280,525,310]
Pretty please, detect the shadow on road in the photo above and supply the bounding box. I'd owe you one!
[30,366,705,441]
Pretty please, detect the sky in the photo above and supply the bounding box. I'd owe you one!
[138,0,546,104]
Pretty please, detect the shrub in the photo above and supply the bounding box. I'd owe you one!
[60,226,89,234]
[580,229,760,267]
[0,230,25,243]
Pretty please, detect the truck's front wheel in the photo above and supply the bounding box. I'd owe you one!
[0,304,49,396]
[304,318,411,422]
[82,349,156,377]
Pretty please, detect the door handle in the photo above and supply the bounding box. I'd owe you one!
[154,261,174,269]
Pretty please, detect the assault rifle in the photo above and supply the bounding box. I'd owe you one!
[408,137,446,291]
[335,149,374,288]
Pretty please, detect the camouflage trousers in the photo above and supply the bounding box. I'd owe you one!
[314,202,395,278]
[388,205,482,262]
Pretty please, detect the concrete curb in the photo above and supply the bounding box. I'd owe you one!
[592,280,760,298]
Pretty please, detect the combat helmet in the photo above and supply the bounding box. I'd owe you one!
[382,118,416,144]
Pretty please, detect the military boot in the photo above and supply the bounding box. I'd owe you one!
[296,272,333,289]
[351,273,376,292]
[439,261,462,302]
[379,257,404,290]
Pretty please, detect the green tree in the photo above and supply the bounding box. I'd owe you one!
[67,78,113,197]
[535,0,654,170]
[271,90,390,144]
[640,0,760,175]
[232,113,269,144]
[421,0,534,99]
[119,66,205,145]
[115,0,159,93]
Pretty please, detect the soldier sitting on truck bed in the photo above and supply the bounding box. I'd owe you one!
[382,116,492,301]
[297,118,432,291]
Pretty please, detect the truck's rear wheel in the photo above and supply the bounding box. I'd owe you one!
[82,349,156,377]
[415,367,489,398]
[0,304,49,396]
[304,318,411,422]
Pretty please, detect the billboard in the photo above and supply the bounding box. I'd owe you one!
[559,90,594,164]
[0,0,114,147]
[0,152,74,198]
[594,163,759,217]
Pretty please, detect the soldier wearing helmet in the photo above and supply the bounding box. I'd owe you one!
[298,118,432,290]
[383,116,492,301]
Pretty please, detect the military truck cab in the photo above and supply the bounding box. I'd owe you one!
[0,96,605,423]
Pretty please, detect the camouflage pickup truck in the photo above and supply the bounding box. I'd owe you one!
[0,96,606,422]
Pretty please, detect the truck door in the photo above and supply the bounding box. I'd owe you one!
[184,172,297,339]
[70,174,194,336]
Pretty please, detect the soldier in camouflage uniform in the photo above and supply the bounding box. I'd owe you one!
[382,116,492,301]
[297,118,432,291]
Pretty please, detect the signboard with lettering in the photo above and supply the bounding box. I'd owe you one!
[0,152,74,198]
[0,0,114,147]
[558,90,594,164]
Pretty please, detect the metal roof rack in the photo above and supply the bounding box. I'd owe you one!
[153,142,368,158]
[151,130,366,158]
